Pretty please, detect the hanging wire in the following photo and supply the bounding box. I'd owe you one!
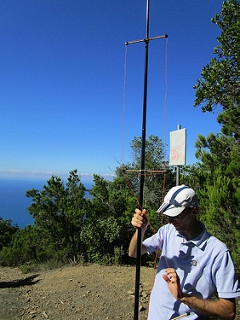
[122,44,128,166]
[161,36,169,222]
[163,37,169,167]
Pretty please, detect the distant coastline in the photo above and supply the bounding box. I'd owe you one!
[0,177,93,229]
[0,170,114,183]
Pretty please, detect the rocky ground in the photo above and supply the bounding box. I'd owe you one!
[0,264,154,320]
[0,264,239,320]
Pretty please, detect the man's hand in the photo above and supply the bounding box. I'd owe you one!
[131,208,148,230]
[162,268,183,300]
[162,268,236,320]
[128,209,148,257]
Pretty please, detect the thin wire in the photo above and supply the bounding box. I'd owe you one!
[160,37,169,219]
[122,44,128,166]
[163,37,169,167]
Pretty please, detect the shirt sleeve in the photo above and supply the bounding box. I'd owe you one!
[143,227,164,254]
[213,249,240,299]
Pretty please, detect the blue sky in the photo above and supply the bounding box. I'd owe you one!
[0,0,224,182]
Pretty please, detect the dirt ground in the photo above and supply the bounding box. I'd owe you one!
[0,264,154,320]
[0,264,239,320]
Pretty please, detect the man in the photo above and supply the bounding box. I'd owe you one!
[129,185,239,320]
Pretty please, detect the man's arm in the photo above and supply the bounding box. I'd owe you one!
[180,296,235,320]
[128,228,147,258]
[163,268,236,320]
[128,209,148,258]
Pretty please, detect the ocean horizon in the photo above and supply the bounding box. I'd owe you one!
[0,178,93,229]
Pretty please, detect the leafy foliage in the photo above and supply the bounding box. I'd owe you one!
[0,218,18,251]
[188,0,240,269]
[25,170,90,262]
[193,0,240,139]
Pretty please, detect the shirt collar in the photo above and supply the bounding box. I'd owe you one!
[177,223,210,250]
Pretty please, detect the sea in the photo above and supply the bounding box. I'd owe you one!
[0,178,93,229]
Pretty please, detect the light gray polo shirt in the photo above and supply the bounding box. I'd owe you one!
[143,223,239,320]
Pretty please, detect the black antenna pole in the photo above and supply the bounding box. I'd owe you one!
[134,1,150,319]
[125,1,167,319]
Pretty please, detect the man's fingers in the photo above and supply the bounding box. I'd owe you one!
[131,218,143,228]
[163,268,179,283]
[135,208,141,214]
[162,274,170,283]
[132,209,148,228]
[135,208,146,216]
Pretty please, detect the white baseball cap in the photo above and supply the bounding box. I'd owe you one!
[157,185,198,217]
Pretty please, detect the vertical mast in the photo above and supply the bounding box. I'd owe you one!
[134,1,150,319]
[125,1,167,319]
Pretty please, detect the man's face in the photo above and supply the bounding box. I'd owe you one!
[165,207,193,232]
